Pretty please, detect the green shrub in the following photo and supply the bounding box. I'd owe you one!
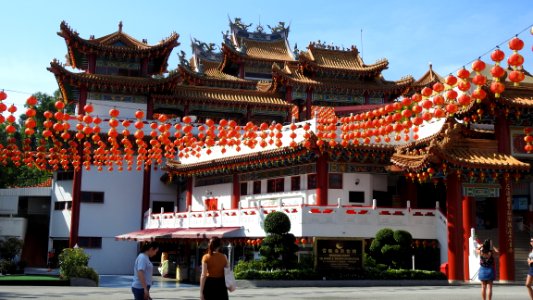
[58,247,98,284]
[0,237,23,261]
[264,211,291,234]
[369,228,413,269]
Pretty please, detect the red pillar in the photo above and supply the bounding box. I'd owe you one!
[239,63,245,79]
[315,154,328,206]
[495,113,514,281]
[446,173,464,282]
[88,54,96,74]
[69,168,82,248]
[69,87,88,248]
[141,58,149,77]
[147,96,154,120]
[306,90,312,120]
[186,178,193,211]
[406,180,418,208]
[141,168,151,227]
[498,175,514,281]
[462,196,472,281]
[231,174,240,209]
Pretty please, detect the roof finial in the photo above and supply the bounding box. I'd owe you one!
[118,21,123,33]
[428,62,432,70]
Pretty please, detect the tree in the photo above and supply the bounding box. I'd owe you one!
[0,91,65,188]
[369,228,413,269]
[259,211,299,269]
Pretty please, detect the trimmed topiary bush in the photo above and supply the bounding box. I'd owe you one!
[259,211,299,269]
[369,228,413,269]
[263,211,291,234]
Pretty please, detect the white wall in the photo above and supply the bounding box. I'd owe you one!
[50,179,73,238]
[192,182,232,211]
[150,168,177,213]
[88,100,146,120]
[79,168,143,274]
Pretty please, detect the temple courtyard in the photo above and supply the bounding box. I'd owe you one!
[0,282,529,299]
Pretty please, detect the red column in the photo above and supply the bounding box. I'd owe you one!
[69,87,88,248]
[285,86,293,103]
[231,174,240,209]
[141,167,151,227]
[495,114,510,154]
[147,96,154,120]
[141,58,149,77]
[446,173,464,282]
[498,175,514,281]
[186,178,193,211]
[462,196,472,281]
[183,103,189,117]
[88,54,96,74]
[406,180,418,208]
[315,154,328,206]
[239,63,245,79]
[306,90,312,120]
[69,168,82,248]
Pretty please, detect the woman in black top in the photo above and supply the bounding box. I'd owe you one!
[476,239,499,300]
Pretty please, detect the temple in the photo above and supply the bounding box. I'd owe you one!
[1,19,531,284]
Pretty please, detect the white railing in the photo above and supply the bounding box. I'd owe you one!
[144,200,443,240]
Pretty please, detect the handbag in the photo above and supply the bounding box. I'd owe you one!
[224,266,237,292]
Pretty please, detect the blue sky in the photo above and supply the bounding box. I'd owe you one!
[1,0,532,118]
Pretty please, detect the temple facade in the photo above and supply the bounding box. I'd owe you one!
[8,19,530,281]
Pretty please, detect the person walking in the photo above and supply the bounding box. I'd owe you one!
[526,237,533,299]
[132,242,160,300]
[476,239,499,300]
[200,237,229,300]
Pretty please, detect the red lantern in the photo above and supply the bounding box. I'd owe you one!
[0,90,7,101]
[490,48,505,62]
[508,37,524,51]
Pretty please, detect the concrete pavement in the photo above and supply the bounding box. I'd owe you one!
[0,284,530,299]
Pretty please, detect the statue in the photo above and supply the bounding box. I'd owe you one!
[268,21,287,33]
[233,18,251,30]
[178,50,189,67]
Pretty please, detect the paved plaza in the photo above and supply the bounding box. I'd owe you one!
[0,283,529,300]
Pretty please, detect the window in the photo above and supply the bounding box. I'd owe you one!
[253,181,261,194]
[54,201,72,211]
[57,171,74,181]
[267,178,284,193]
[291,176,301,191]
[349,191,365,204]
[81,191,104,203]
[329,173,343,189]
[307,174,317,189]
[152,201,175,214]
[240,182,248,196]
[77,237,102,249]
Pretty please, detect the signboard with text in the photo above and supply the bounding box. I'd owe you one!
[315,239,363,275]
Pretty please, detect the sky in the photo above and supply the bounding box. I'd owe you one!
[1,0,532,119]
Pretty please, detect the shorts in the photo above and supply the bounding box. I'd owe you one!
[132,285,151,300]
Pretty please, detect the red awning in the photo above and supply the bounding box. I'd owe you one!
[116,227,243,241]
[115,228,177,241]
[171,227,242,239]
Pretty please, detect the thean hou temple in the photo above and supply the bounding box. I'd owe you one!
[0,18,532,283]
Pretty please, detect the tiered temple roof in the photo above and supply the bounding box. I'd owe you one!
[411,64,444,90]
[48,60,180,102]
[391,122,530,173]
[220,18,295,65]
[58,21,179,74]
[177,39,257,89]
[299,43,388,77]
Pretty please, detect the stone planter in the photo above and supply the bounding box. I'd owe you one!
[70,277,98,287]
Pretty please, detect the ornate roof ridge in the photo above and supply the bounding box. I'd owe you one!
[59,21,179,50]
[413,64,444,88]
